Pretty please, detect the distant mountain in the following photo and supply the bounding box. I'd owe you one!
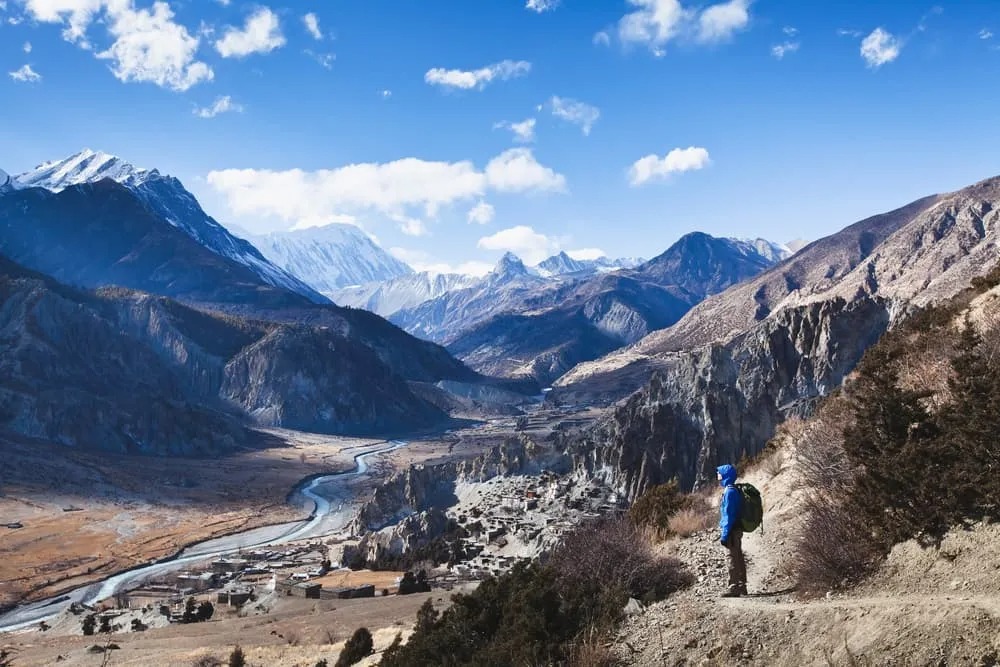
[248,224,414,294]
[332,271,480,317]
[0,168,11,190]
[443,233,781,383]
[535,252,644,277]
[13,149,324,302]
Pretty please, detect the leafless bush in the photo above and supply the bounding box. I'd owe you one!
[793,398,855,496]
[191,656,223,667]
[549,517,693,609]
[791,495,880,596]
[566,628,619,667]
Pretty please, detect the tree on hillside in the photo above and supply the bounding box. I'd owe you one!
[335,627,374,667]
[227,645,246,667]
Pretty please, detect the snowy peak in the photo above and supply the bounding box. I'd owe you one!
[249,223,414,294]
[492,252,533,278]
[737,237,793,263]
[0,168,10,191]
[536,251,587,276]
[15,149,155,191]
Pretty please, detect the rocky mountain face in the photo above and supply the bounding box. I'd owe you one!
[0,180,315,307]
[440,234,782,385]
[558,176,1000,500]
[0,254,451,449]
[248,223,414,295]
[13,150,324,302]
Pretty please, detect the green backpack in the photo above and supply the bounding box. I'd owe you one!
[736,483,763,533]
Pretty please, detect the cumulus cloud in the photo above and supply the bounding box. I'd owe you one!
[477,225,559,265]
[616,0,751,54]
[526,0,559,12]
[9,64,42,82]
[860,27,901,68]
[207,148,565,232]
[494,117,536,143]
[194,95,244,118]
[23,0,213,91]
[303,12,322,40]
[485,148,566,193]
[425,59,530,90]
[628,146,710,186]
[467,201,496,225]
[771,41,799,59]
[215,7,285,58]
[548,96,600,135]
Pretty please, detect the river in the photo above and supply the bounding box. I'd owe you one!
[0,439,407,634]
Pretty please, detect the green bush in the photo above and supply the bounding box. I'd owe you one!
[335,627,373,667]
[627,479,689,538]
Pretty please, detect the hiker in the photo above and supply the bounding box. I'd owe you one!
[717,464,747,598]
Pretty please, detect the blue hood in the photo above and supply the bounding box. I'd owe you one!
[717,464,737,487]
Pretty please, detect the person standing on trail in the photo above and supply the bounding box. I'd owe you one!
[717,464,747,598]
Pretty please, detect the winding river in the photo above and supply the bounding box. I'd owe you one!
[0,439,407,634]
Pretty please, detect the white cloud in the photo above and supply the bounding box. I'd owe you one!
[290,214,357,231]
[860,27,901,68]
[494,117,536,143]
[566,248,607,261]
[97,1,213,91]
[771,41,799,59]
[194,95,244,118]
[303,12,322,40]
[23,0,213,91]
[9,64,42,82]
[628,146,710,186]
[782,26,797,36]
[424,59,530,90]
[485,148,566,193]
[388,247,492,277]
[477,225,559,265]
[593,30,611,46]
[207,148,565,231]
[548,96,600,135]
[467,201,495,225]
[380,89,392,99]
[215,7,285,58]
[305,50,335,69]
[23,41,32,53]
[396,216,429,237]
[979,29,993,40]
[616,0,751,54]
[526,0,559,12]
[837,28,863,38]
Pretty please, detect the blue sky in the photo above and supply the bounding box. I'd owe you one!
[2,1,999,274]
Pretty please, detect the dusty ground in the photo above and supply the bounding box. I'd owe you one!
[615,449,1000,666]
[0,430,382,610]
[1,587,463,666]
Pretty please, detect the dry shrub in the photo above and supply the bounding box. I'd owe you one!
[791,496,881,596]
[668,506,714,537]
[627,480,688,539]
[566,629,618,667]
[792,397,854,496]
[191,657,223,667]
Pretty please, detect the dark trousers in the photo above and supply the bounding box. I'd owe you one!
[727,529,746,590]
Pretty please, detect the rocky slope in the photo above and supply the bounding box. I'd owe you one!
[0,254,451,449]
[557,175,1000,500]
[330,271,480,318]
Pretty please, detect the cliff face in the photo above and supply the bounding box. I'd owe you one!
[569,297,892,499]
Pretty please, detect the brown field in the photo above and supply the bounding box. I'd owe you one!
[0,430,382,611]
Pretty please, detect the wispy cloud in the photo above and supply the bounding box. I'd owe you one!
[494,118,537,143]
[215,7,285,58]
[526,0,560,12]
[305,50,335,69]
[979,29,994,40]
[194,95,244,119]
[771,41,799,59]
[303,13,322,40]
[548,96,600,136]
[425,60,531,90]
[9,64,41,82]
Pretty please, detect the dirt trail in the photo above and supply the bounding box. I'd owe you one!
[616,454,1000,666]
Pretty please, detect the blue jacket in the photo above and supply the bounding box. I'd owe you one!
[718,464,742,543]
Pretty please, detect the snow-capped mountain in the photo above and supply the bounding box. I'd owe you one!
[534,252,645,277]
[0,168,11,190]
[14,149,325,303]
[247,223,413,295]
[331,271,480,316]
[738,237,793,263]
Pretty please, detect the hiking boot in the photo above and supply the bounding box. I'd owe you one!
[721,586,742,598]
